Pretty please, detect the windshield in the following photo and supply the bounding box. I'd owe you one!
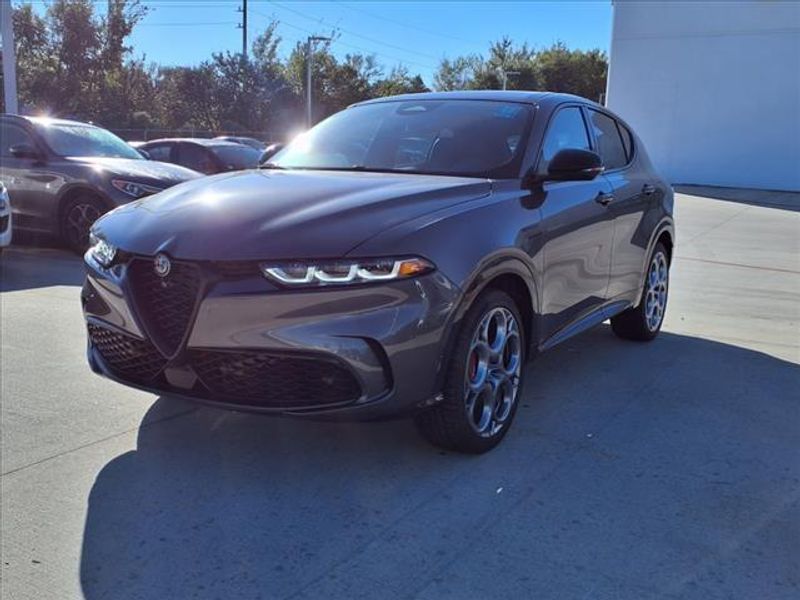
[213,144,262,169]
[37,122,142,159]
[271,100,533,178]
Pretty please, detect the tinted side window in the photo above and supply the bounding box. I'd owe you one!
[539,107,590,174]
[177,144,216,174]
[145,143,173,162]
[618,123,634,162]
[587,110,628,170]
[0,123,35,157]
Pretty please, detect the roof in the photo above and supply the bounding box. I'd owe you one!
[215,135,262,142]
[1,114,102,128]
[141,138,243,147]
[355,90,597,108]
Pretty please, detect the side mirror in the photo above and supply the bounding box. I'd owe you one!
[259,143,285,165]
[545,149,604,182]
[10,143,43,161]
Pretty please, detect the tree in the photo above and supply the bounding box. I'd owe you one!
[154,65,219,130]
[433,39,607,101]
[8,0,149,121]
[6,4,607,133]
[433,56,481,91]
[372,66,428,97]
[283,36,382,123]
[535,43,607,102]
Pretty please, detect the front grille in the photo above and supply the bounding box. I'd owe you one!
[127,258,201,355]
[88,323,166,383]
[188,349,362,408]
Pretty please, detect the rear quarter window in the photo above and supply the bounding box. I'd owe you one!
[144,144,173,162]
[587,109,628,170]
[618,123,634,163]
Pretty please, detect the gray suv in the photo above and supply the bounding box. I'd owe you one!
[83,91,674,453]
[0,115,200,252]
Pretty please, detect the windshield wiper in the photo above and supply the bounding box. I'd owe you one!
[296,166,404,174]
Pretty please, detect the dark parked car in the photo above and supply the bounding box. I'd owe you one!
[137,138,262,175]
[0,115,201,252]
[214,135,267,151]
[83,91,674,453]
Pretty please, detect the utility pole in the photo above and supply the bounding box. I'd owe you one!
[501,69,520,91]
[0,0,18,114]
[306,35,331,128]
[237,0,248,58]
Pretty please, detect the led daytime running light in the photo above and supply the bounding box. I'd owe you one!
[262,258,433,286]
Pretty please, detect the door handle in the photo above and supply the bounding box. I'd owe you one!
[595,191,614,206]
[642,183,656,196]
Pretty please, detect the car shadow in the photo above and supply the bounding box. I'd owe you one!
[675,185,800,212]
[0,246,85,292]
[79,327,800,599]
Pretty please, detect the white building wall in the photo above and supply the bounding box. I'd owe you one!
[606,1,800,191]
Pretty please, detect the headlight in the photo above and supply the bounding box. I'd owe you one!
[88,232,117,267]
[261,257,435,287]
[111,179,163,198]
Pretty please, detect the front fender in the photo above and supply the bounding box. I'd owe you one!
[433,252,539,393]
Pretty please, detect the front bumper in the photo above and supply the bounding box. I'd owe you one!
[83,253,461,419]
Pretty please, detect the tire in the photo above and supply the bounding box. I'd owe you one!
[415,289,526,454]
[611,242,670,341]
[61,195,107,254]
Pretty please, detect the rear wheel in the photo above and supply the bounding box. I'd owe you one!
[611,242,670,341]
[415,289,526,454]
[61,195,106,254]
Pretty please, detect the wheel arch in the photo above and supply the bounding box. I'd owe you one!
[645,217,675,266]
[433,254,539,393]
[656,228,674,264]
[56,185,112,235]
[631,217,674,306]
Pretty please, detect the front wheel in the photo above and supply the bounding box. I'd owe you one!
[415,289,526,454]
[611,242,670,341]
[61,195,107,254]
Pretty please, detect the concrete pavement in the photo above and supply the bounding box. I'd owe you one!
[1,190,798,599]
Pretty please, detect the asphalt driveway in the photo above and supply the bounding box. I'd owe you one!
[1,189,798,599]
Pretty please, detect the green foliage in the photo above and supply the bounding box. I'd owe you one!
[8,0,150,123]
[5,2,606,135]
[433,38,608,102]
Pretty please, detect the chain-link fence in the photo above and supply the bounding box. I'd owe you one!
[111,128,286,144]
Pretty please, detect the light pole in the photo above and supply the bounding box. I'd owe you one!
[0,0,18,114]
[306,35,331,128]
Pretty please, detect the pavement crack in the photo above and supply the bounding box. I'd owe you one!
[1,407,197,477]
[675,255,800,275]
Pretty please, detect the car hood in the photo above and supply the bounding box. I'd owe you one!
[66,157,201,184]
[94,169,491,260]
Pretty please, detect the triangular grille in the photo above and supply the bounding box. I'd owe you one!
[127,258,201,356]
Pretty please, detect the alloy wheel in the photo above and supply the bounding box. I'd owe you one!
[65,202,102,251]
[644,250,669,331]
[464,306,522,437]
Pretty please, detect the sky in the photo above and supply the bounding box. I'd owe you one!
[27,0,613,86]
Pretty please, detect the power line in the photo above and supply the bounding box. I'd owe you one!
[251,9,438,71]
[138,21,239,27]
[266,0,440,61]
[333,0,479,45]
